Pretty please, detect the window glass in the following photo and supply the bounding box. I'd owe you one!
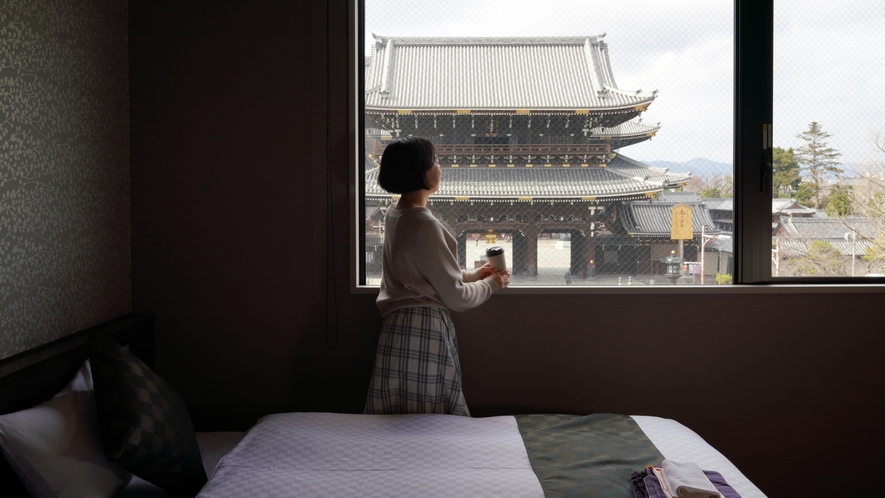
[362,1,734,286]
[772,2,885,278]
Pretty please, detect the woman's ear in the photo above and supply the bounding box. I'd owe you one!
[425,162,442,192]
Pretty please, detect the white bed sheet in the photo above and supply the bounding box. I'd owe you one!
[632,416,765,498]
[198,412,543,498]
[195,412,766,498]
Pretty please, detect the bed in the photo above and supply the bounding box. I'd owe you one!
[0,314,766,497]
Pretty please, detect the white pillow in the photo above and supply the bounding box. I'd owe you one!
[0,360,132,498]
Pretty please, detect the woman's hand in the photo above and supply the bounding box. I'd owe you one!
[489,269,511,290]
[475,263,496,279]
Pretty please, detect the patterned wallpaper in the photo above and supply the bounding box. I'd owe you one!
[0,0,130,359]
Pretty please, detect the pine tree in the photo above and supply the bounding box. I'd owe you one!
[825,185,852,217]
[794,122,843,209]
[772,147,800,198]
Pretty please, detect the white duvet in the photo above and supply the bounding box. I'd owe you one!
[196,412,765,498]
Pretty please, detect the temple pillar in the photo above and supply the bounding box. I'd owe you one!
[523,225,539,278]
[509,230,524,275]
[570,229,587,278]
[585,223,597,277]
[584,236,596,277]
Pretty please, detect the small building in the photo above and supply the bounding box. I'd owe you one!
[773,215,879,258]
[619,192,723,277]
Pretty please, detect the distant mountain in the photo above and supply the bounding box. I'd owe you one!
[645,158,733,179]
[642,158,865,180]
[839,162,863,177]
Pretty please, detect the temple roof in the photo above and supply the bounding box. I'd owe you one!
[702,198,733,211]
[365,154,689,201]
[772,198,817,216]
[773,216,881,258]
[593,119,661,147]
[593,119,660,136]
[365,34,657,111]
[775,215,880,238]
[620,193,721,237]
[695,198,819,217]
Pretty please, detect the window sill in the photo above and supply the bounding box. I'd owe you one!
[352,283,885,295]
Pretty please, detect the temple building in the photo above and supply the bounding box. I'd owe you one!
[620,192,725,278]
[363,34,692,277]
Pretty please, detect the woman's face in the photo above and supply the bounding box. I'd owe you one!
[425,157,441,193]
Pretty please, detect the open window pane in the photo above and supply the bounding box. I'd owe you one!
[772,1,885,278]
[362,1,734,286]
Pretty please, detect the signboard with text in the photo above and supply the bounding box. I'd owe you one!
[670,204,693,240]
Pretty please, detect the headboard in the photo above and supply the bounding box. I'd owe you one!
[0,313,156,496]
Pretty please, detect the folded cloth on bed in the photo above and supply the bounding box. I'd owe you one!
[516,413,665,497]
[631,468,649,498]
[646,466,738,498]
[702,470,741,498]
[645,470,669,498]
[631,468,667,498]
[661,460,722,498]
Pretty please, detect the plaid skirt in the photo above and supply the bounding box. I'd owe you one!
[364,306,470,416]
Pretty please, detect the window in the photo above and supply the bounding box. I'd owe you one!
[771,1,885,280]
[355,0,885,287]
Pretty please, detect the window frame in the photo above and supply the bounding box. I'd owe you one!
[349,0,885,293]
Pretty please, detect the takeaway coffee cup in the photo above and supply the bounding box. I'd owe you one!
[486,246,507,271]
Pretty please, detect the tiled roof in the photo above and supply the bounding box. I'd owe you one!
[773,215,883,256]
[365,35,656,111]
[621,198,721,237]
[707,234,733,253]
[596,120,661,148]
[593,119,659,137]
[605,155,691,187]
[702,198,733,211]
[774,216,881,240]
[658,191,702,203]
[772,198,816,215]
[365,154,690,200]
[693,198,819,216]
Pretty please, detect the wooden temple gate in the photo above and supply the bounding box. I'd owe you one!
[429,202,606,278]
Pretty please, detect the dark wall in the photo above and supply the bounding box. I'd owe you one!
[0,0,131,359]
[130,2,885,496]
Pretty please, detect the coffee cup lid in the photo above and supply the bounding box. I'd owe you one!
[486,246,504,256]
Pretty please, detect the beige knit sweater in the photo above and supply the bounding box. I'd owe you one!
[376,205,499,317]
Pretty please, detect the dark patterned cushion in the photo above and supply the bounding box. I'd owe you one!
[88,336,207,497]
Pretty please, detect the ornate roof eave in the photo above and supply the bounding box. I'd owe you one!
[372,34,611,46]
[365,117,662,146]
[594,122,662,142]
[625,232,679,238]
[603,130,661,141]
[601,85,658,101]
[625,228,723,238]
[363,102,656,115]
[364,154,682,201]
[365,192,660,203]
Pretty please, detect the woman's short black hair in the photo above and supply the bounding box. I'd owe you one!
[377,137,436,194]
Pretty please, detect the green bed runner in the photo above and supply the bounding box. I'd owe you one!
[515,413,665,498]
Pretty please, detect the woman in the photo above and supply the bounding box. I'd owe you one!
[364,137,510,416]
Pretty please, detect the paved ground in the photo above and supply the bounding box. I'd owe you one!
[369,238,719,286]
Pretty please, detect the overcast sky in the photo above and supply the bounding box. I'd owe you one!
[366,1,885,169]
